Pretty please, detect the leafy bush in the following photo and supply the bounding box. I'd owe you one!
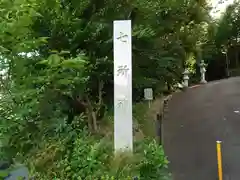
[136,139,171,179]
[25,132,171,179]
[0,0,210,179]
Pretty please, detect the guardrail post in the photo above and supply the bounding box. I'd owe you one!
[156,113,162,144]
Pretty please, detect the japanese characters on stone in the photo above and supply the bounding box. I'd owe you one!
[116,32,128,43]
[117,65,129,77]
[117,96,128,108]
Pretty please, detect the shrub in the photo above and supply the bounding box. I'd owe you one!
[136,138,171,179]
[26,133,171,179]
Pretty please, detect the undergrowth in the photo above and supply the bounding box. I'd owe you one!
[27,135,171,179]
[0,101,171,179]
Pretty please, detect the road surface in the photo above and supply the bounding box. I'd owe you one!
[163,77,240,180]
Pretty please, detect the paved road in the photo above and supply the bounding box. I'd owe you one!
[163,77,240,180]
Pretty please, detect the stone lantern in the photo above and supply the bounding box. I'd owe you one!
[183,69,189,88]
[200,60,207,84]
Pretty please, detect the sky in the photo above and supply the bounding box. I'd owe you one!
[210,0,235,18]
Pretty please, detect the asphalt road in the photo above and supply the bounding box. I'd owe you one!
[163,77,240,180]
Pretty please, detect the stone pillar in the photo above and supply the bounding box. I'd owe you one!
[200,60,207,84]
[183,69,189,88]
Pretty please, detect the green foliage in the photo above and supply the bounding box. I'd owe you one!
[0,170,9,178]
[0,0,211,98]
[136,139,170,179]
[0,0,214,178]
[201,0,240,79]
[26,133,170,179]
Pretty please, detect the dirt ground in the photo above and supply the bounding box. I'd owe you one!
[163,77,240,180]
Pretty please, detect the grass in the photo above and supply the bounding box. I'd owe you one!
[99,97,165,143]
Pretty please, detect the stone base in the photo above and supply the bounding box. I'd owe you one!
[200,80,207,84]
[182,86,188,91]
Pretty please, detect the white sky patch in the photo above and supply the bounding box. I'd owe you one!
[210,0,235,18]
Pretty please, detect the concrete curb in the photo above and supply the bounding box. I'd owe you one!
[189,84,202,88]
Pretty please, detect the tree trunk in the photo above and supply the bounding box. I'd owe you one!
[85,80,104,133]
[85,98,97,132]
[91,111,98,132]
[87,109,93,131]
